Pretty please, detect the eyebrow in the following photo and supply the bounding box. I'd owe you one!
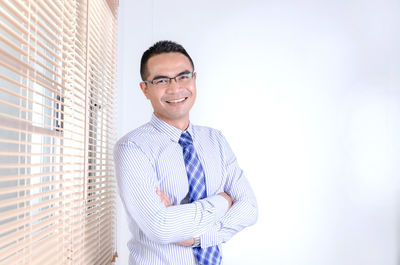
[152,70,191,81]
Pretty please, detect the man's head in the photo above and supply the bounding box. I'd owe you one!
[140,41,194,81]
[139,41,197,130]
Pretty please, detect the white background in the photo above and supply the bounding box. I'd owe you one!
[116,1,400,264]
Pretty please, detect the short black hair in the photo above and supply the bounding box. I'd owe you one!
[140,40,195,81]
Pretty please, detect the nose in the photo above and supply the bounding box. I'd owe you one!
[166,77,180,92]
[171,77,179,83]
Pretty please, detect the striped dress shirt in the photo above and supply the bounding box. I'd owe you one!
[113,114,258,265]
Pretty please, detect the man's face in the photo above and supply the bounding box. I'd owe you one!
[140,52,196,130]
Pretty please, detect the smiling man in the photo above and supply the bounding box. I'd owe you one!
[113,41,258,265]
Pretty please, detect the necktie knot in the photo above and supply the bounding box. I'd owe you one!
[179,131,193,149]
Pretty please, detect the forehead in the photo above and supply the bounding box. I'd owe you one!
[146,52,192,78]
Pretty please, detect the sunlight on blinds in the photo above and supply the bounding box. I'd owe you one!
[0,0,118,264]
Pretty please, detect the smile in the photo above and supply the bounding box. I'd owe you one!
[166,97,187,104]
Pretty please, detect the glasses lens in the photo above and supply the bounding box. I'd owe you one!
[176,73,192,83]
[153,78,169,86]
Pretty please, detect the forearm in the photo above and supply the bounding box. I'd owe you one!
[200,196,258,247]
[200,161,258,247]
[170,181,257,248]
[156,195,230,243]
[118,181,229,244]
[157,190,233,247]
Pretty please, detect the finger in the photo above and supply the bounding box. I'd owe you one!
[163,195,171,206]
[161,194,170,205]
[156,188,172,206]
[157,191,169,206]
[158,190,168,201]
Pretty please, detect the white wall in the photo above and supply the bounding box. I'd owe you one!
[117,1,400,264]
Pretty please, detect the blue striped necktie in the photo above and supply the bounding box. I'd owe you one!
[179,131,222,265]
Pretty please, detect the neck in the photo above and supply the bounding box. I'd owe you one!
[154,113,189,131]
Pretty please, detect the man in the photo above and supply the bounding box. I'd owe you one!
[114,40,258,265]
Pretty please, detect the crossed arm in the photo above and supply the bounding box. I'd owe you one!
[114,142,235,244]
[156,188,233,246]
[114,133,258,246]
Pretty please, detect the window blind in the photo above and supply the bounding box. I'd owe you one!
[0,0,118,264]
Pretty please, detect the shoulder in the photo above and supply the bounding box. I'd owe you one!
[113,123,160,165]
[192,124,227,144]
[114,123,161,154]
[191,124,236,161]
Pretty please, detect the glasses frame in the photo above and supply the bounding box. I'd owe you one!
[143,71,195,87]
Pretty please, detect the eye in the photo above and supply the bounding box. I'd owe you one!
[177,74,190,81]
[153,78,168,85]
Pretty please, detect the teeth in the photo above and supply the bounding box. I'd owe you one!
[167,98,186,103]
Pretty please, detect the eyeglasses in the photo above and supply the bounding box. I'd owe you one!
[143,72,195,88]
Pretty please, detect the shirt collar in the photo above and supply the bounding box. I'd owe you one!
[150,113,194,143]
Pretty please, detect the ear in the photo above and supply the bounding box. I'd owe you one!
[140,82,150,99]
[193,72,197,80]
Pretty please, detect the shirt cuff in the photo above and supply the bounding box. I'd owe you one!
[199,224,220,248]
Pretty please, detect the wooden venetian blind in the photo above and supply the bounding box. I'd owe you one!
[0,0,118,264]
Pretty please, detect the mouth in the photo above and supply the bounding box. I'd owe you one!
[166,97,188,104]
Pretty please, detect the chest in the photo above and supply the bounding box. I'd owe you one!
[154,141,226,205]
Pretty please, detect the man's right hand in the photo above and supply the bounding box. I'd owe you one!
[218,192,232,209]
